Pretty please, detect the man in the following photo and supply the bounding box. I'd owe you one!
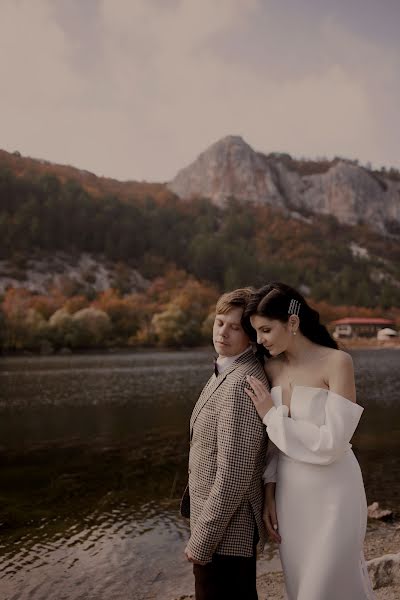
[181,288,269,600]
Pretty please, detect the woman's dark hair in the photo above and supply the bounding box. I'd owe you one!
[243,281,337,357]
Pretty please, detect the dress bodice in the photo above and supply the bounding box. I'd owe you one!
[263,385,364,465]
[271,385,332,426]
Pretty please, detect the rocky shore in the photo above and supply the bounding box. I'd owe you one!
[172,520,400,600]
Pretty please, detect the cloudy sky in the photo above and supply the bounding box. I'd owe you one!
[1,0,399,181]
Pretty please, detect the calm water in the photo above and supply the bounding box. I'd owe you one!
[0,348,399,600]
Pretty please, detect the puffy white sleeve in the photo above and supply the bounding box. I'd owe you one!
[262,390,364,465]
[262,440,279,484]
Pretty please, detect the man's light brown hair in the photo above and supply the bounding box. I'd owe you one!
[215,287,255,315]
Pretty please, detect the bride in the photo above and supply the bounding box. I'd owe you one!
[244,282,375,600]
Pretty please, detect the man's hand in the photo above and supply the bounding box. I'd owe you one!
[184,545,210,565]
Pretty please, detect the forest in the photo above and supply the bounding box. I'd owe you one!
[1,166,400,351]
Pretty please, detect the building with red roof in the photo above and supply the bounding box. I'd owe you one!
[331,317,396,339]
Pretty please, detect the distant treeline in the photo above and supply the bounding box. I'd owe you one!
[2,269,398,353]
[1,167,400,321]
[0,270,218,352]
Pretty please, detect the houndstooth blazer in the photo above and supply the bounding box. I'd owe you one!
[184,349,269,563]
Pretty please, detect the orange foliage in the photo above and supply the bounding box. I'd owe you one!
[2,288,33,319]
[64,295,90,314]
[94,289,148,338]
[174,279,218,314]
[145,268,218,315]
[0,148,174,205]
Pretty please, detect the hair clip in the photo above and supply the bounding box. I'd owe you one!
[288,298,301,316]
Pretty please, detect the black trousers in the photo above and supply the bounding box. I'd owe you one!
[193,539,258,600]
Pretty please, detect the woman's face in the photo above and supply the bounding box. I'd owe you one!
[250,314,292,356]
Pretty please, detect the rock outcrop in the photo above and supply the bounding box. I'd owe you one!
[168,135,286,209]
[0,253,149,295]
[168,136,400,234]
[367,552,400,590]
[368,502,394,521]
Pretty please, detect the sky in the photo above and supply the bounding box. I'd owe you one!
[1,0,399,182]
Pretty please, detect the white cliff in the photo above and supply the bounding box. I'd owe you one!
[168,136,400,234]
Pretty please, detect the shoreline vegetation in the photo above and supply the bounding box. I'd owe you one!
[1,337,400,357]
[1,266,399,356]
[1,162,400,353]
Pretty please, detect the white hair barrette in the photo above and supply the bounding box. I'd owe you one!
[288,298,301,316]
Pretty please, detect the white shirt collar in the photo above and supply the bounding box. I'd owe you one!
[215,346,252,375]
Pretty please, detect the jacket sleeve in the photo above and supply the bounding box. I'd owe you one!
[186,377,265,562]
[263,390,363,465]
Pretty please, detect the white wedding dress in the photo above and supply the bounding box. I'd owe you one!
[262,385,375,600]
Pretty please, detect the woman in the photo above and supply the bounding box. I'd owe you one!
[244,282,374,600]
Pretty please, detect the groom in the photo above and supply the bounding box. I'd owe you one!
[181,288,269,600]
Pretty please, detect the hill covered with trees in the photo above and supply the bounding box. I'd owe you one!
[1,151,399,351]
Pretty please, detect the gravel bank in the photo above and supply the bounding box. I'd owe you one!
[172,522,400,600]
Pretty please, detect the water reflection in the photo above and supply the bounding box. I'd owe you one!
[0,348,399,599]
[0,502,192,600]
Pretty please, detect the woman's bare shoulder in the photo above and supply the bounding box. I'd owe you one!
[326,348,356,402]
[327,348,353,368]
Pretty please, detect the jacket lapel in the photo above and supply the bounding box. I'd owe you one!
[190,349,254,436]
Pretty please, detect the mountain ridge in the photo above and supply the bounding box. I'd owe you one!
[0,148,173,204]
[168,136,400,235]
[3,140,400,236]
[0,152,400,313]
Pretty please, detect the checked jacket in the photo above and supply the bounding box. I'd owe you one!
[184,349,269,563]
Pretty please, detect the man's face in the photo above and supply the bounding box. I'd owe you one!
[212,307,250,357]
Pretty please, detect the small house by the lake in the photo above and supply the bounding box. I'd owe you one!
[377,327,398,340]
[331,317,396,339]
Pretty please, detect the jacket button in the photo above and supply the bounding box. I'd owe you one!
[188,468,191,474]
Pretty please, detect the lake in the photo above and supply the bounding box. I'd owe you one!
[0,348,399,600]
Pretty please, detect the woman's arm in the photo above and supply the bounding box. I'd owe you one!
[263,482,281,543]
